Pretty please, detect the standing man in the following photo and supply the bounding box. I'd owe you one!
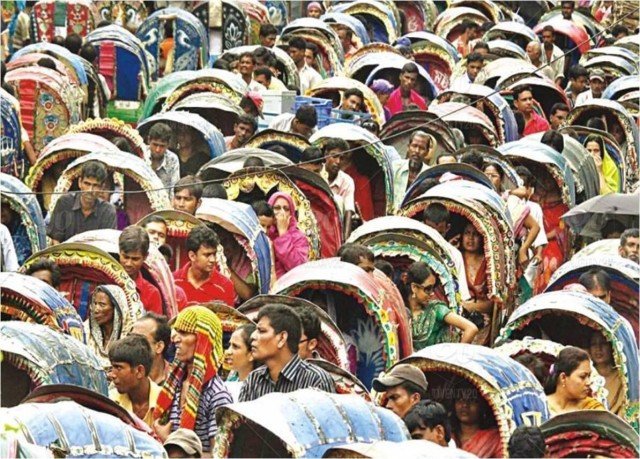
[576,69,607,105]
[453,20,480,58]
[549,103,570,130]
[224,114,257,150]
[131,313,172,385]
[513,85,550,136]
[372,364,428,419]
[148,123,180,190]
[385,63,427,117]
[47,161,117,244]
[119,225,163,315]
[321,139,355,235]
[172,176,203,215]
[540,26,565,86]
[239,304,335,401]
[237,52,266,92]
[619,228,639,263]
[287,37,321,95]
[392,131,434,209]
[450,52,484,91]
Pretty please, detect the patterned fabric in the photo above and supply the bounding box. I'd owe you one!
[412,300,454,350]
[84,284,126,369]
[154,306,224,430]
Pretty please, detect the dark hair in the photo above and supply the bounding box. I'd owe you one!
[144,214,167,228]
[254,66,273,81]
[514,165,535,187]
[542,25,555,35]
[108,334,153,375]
[174,175,203,200]
[80,43,97,63]
[297,305,321,340]
[202,184,228,199]
[343,87,364,102]
[360,119,380,136]
[404,400,452,442]
[621,228,639,245]
[80,160,108,183]
[268,145,288,156]
[467,52,484,64]
[158,244,173,262]
[514,111,525,137]
[119,225,150,256]
[243,156,264,168]
[295,104,317,128]
[24,258,61,288]
[423,203,449,225]
[579,268,611,292]
[259,24,278,37]
[338,26,353,39]
[37,57,57,70]
[584,134,605,159]
[483,162,504,179]
[544,346,590,394]
[64,33,83,54]
[111,136,132,153]
[239,51,255,64]
[560,1,575,8]
[550,103,569,116]
[339,244,374,265]
[401,62,419,75]
[301,146,324,165]
[568,65,588,81]
[541,130,564,153]
[252,200,274,218]
[514,353,548,387]
[306,42,319,56]
[513,85,533,102]
[407,261,434,285]
[398,380,427,399]
[236,323,257,348]
[461,19,479,32]
[473,40,489,52]
[186,225,219,253]
[611,25,629,37]
[288,37,307,51]
[212,58,230,71]
[602,219,626,238]
[508,425,546,458]
[256,304,302,354]
[148,122,173,143]
[323,138,349,154]
[236,113,258,133]
[374,259,394,278]
[459,151,484,170]
[139,312,172,358]
[585,117,606,131]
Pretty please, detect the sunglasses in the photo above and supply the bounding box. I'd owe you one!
[273,205,290,212]
[413,282,437,294]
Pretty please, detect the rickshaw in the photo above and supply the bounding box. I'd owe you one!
[0,89,25,180]
[485,39,527,60]
[0,173,47,265]
[334,0,400,44]
[398,31,460,92]
[0,272,84,341]
[4,66,82,155]
[393,1,439,33]
[263,0,288,32]
[434,7,488,42]
[50,151,171,225]
[305,77,385,126]
[388,343,549,457]
[453,145,522,190]
[213,389,409,458]
[272,258,412,388]
[615,34,640,55]
[85,24,153,122]
[498,1,549,27]
[66,229,179,318]
[496,290,639,427]
[95,1,148,34]
[450,0,504,23]
[437,83,518,144]
[235,0,270,45]
[280,19,344,77]
[541,410,640,458]
[343,43,401,73]
[322,12,370,48]
[311,124,398,219]
[138,70,196,120]
[565,99,639,188]
[66,117,149,160]
[6,53,83,94]
[347,216,463,312]
[324,439,473,458]
[539,8,602,45]
[243,129,310,164]
[404,163,497,202]
[484,21,538,51]
[380,110,458,159]
[428,101,500,147]
[239,294,349,370]
[197,198,273,295]
[0,321,108,407]
[30,0,99,41]
[219,45,300,90]
[573,239,619,258]
[25,133,121,212]
[474,57,538,89]
[545,255,639,340]
[581,51,637,80]
[533,19,591,68]
[198,148,292,181]
[503,77,570,119]
[136,7,208,76]
[221,0,251,50]
[170,92,245,136]
[603,75,639,102]
[365,55,439,103]
[309,359,372,401]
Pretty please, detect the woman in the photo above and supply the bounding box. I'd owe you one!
[451,380,502,458]
[224,324,258,401]
[405,262,477,349]
[369,79,394,122]
[84,285,127,369]
[267,192,310,277]
[589,331,624,416]
[153,306,232,453]
[584,134,619,195]
[544,346,605,416]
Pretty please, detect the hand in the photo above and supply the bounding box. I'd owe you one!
[531,254,542,265]
[275,212,290,237]
[448,234,461,248]
[518,247,529,266]
[153,419,173,442]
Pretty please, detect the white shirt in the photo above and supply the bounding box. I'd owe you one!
[298,63,322,95]
[540,44,565,81]
[0,224,18,272]
[321,168,356,213]
[449,245,471,301]
[527,201,548,248]
[268,113,317,136]
[449,72,473,92]
[575,89,596,106]
[247,79,267,93]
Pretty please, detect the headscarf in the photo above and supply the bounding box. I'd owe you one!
[369,79,394,95]
[267,191,299,240]
[154,306,224,430]
[85,285,126,365]
[307,2,322,13]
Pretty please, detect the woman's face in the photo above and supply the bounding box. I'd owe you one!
[455,396,482,425]
[589,333,614,367]
[483,165,503,191]
[562,359,592,400]
[224,329,254,372]
[377,92,390,105]
[585,141,602,161]
[273,197,291,217]
[91,291,114,326]
[462,224,482,253]
[411,273,438,306]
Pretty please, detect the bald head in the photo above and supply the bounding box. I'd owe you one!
[526,41,542,62]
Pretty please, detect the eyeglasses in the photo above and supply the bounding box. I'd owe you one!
[273,205,290,212]
[299,338,309,344]
[413,282,437,294]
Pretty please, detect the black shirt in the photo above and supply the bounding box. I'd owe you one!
[47,192,117,242]
[179,151,210,177]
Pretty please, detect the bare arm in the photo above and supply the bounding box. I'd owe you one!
[228,268,257,302]
[519,213,540,264]
[444,312,478,344]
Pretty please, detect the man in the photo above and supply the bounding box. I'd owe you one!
[321,139,355,234]
[142,215,168,247]
[131,313,172,385]
[47,161,117,244]
[108,334,161,428]
[339,243,375,274]
[560,0,574,20]
[119,226,163,314]
[175,125,210,177]
[386,62,427,117]
[269,104,317,139]
[525,41,555,81]
[164,429,203,458]
[549,102,570,130]
[298,145,325,174]
[239,304,335,401]
[508,426,546,458]
[258,24,278,48]
[472,40,489,57]
[619,228,639,263]
[254,66,287,92]
[305,42,321,72]
[225,114,257,150]
[372,364,428,418]
[540,26,565,85]
[565,65,589,107]
[24,257,61,289]
[453,20,480,58]
[611,25,629,40]
[576,69,607,105]
[237,52,266,92]
[172,175,203,215]
[173,225,235,307]
[392,131,434,209]
[578,269,612,304]
[404,400,452,447]
[287,37,321,95]
[339,88,364,113]
[337,26,357,59]
[513,85,550,136]
[297,305,321,360]
[450,52,484,91]
[239,92,264,118]
[148,123,180,190]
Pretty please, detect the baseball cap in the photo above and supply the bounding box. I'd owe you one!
[589,69,605,81]
[164,428,203,457]
[372,364,428,393]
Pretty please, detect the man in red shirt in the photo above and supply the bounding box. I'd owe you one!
[385,62,427,117]
[173,225,235,308]
[513,85,550,136]
[119,226,163,315]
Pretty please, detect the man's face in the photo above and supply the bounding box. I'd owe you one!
[407,135,431,164]
[356,256,375,274]
[251,316,285,361]
[325,148,342,176]
[590,78,605,97]
[400,71,418,92]
[304,49,315,67]
[620,236,639,263]
[571,76,588,94]
[466,60,483,81]
[526,43,541,62]
[411,425,447,447]
[149,139,169,162]
[119,249,145,278]
[260,33,277,48]
[239,56,254,77]
[384,385,419,418]
[424,219,449,237]
[342,94,363,112]
[337,28,351,50]
[254,73,270,88]
[145,221,167,246]
[189,244,217,275]
[132,318,164,357]
[172,189,200,215]
[542,31,554,47]
[550,109,569,129]
[108,362,141,393]
[288,46,304,65]
[30,269,54,287]
[292,119,314,138]
[307,5,322,18]
[587,285,611,304]
[561,2,573,19]
[234,122,255,145]
[78,175,104,206]
[514,90,534,114]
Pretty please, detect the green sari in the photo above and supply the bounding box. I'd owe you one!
[412,301,457,350]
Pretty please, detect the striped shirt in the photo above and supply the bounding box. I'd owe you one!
[238,355,335,402]
[168,375,232,451]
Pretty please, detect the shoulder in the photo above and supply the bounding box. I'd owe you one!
[203,376,233,405]
[96,199,116,213]
[166,150,179,163]
[55,193,76,208]
[301,360,335,386]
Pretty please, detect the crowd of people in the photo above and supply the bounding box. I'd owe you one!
[1,0,639,457]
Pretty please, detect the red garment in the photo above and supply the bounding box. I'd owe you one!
[173,262,235,308]
[345,164,375,221]
[267,192,310,277]
[135,273,163,315]
[466,257,488,300]
[534,201,570,294]
[175,285,188,311]
[385,87,427,117]
[460,428,503,458]
[523,111,550,136]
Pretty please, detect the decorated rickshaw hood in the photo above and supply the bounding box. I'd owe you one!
[475,57,538,88]
[11,43,88,85]
[484,20,537,44]
[401,31,460,61]
[533,18,591,54]
[333,0,400,44]
[428,101,499,146]
[321,12,370,46]
[139,70,197,120]
[243,129,310,164]
[200,149,293,177]
[603,75,640,101]
[0,173,46,253]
